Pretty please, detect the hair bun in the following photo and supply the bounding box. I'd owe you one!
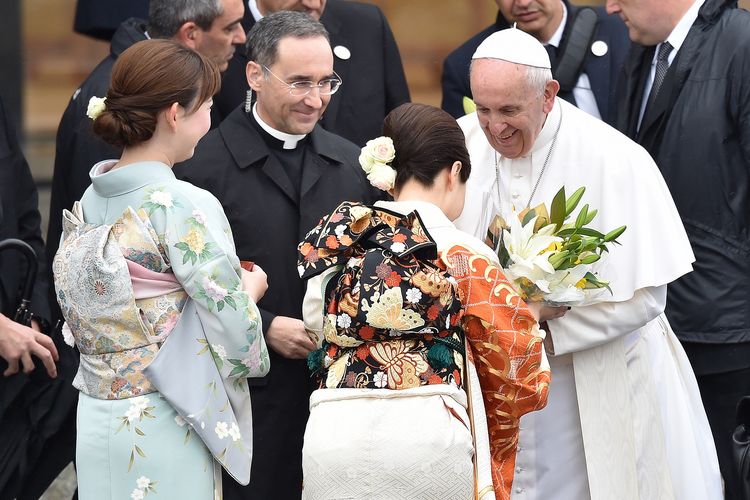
[92,106,157,149]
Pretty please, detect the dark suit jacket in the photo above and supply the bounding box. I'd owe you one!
[213,0,411,146]
[0,96,49,323]
[73,0,149,41]
[615,0,750,368]
[173,106,380,499]
[441,3,630,125]
[0,95,78,500]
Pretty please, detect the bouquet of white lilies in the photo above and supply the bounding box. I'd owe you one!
[487,186,626,306]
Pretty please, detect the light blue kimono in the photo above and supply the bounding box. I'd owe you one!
[54,160,270,499]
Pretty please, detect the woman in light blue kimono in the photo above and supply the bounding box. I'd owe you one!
[52,39,270,499]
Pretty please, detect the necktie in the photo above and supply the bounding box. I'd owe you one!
[646,42,673,110]
[545,44,557,69]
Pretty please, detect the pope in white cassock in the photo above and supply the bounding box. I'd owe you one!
[454,28,723,500]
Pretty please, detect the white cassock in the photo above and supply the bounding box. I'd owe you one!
[455,98,723,500]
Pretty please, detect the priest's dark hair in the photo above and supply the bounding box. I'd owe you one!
[246,10,329,69]
[383,103,471,192]
[148,0,223,39]
[92,39,220,149]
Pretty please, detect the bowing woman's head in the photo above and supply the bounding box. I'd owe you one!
[91,39,220,166]
[378,103,471,221]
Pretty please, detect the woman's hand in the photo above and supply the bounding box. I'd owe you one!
[241,265,268,303]
[526,302,569,322]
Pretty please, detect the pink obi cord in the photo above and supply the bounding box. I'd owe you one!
[126,260,183,300]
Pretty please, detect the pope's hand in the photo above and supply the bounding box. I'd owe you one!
[241,265,268,303]
[527,302,569,322]
[266,316,316,359]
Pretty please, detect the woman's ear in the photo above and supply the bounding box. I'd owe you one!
[448,161,462,190]
[164,102,181,132]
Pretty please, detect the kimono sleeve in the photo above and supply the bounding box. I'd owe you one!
[443,244,550,498]
[148,185,270,379]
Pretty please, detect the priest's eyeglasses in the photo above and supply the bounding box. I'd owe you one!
[262,65,343,96]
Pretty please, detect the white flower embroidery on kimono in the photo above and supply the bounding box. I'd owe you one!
[215,421,230,439]
[130,475,156,499]
[405,288,423,304]
[374,371,388,388]
[125,396,150,423]
[228,422,241,442]
[211,344,227,361]
[149,190,174,208]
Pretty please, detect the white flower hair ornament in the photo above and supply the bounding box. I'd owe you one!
[86,96,107,120]
[359,136,397,191]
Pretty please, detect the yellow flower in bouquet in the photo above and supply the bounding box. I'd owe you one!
[487,186,626,305]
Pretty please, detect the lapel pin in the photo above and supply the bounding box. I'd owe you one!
[333,45,351,60]
[591,40,608,57]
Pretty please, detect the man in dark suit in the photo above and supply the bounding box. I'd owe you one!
[46,0,247,325]
[610,0,750,497]
[0,95,77,500]
[214,0,410,146]
[442,0,629,125]
[174,12,380,499]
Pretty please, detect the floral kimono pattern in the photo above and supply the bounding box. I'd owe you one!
[442,245,550,500]
[53,160,270,496]
[298,201,465,391]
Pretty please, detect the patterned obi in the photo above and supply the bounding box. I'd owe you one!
[54,204,187,400]
[299,202,466,391]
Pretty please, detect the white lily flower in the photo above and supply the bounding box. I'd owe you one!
[503,215,562,277]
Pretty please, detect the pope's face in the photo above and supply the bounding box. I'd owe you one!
[249,35,334,135]
[605,0,679,45]
[256,0,327,20]
[470,58,557,159]
[495,0,564,42]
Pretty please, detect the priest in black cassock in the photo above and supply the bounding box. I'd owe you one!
[174,11,380,500]
[214,0,410,146]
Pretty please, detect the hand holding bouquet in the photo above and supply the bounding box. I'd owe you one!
[487,186,626,306]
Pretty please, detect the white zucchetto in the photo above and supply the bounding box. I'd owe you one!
[472,27,551,69]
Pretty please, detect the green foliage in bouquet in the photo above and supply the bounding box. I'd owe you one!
[487,186,627,295]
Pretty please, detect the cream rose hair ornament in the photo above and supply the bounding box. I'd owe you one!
[359,136,397,191]
[86,96,107,120]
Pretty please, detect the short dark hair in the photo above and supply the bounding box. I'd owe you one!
[148,0,223,39]
[382,103,471,191]
[246,11,329,68]
[93,39,221,148]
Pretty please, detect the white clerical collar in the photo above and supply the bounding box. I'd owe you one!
[545,2,567,47]
[660,0,704,64]
[252,103,307,149]
[525,98,562,158]
[247,0,263,22]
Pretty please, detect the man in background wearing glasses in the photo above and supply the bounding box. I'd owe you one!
[175,11,381,500]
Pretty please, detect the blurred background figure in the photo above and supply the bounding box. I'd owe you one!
[442,0,629,125]
[73,0,149,41]
[0,93,77,500]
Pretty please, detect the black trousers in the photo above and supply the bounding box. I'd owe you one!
[693,366,750,500]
